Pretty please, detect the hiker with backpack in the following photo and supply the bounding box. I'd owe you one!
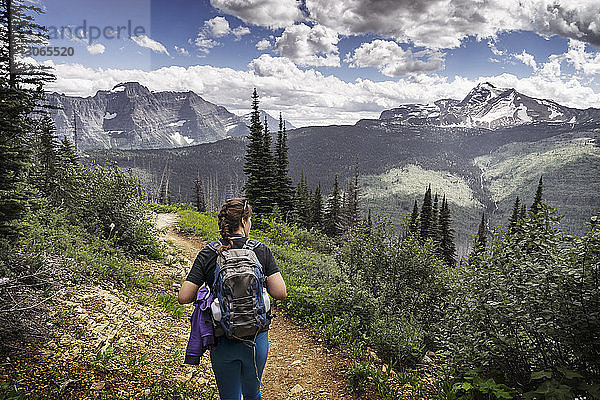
[178,198,287,400]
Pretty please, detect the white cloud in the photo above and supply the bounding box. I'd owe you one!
[41,56,600,128]
[195,17,250,53]
[345,39,444,77]
[86,43,105,55]
[560,39,600,75]
[194,37,219,54]
[232,26,251,40]
[304,0,600,49]
[488,40,505,56]
[210,0,302,29]
[131,35,170,56]
[273,24,340,67]
[256,39,271,50]
[205,16,231,38]
[174,45,190,56]
[513,50,537,69]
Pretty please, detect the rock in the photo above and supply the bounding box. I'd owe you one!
[421,354,433,364]
[290,384,304,396]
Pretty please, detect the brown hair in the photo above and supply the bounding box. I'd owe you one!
[217,198,252,254]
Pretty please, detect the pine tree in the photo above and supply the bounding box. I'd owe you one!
[530,176,543,213]
[58,135,78,165]
[34,116,58,196]
[438,195,456,266]
[0,0,54,234]
[324,174,342,236]
[258,115,277,214]
[419,185,433,241]
[243,89,267,214]
[519,203,527,221]
[474,212,487,251]
[310,182,323,230]
[347,161,360,227]
[194,179,206,212]
[409,199,419,235]
[508,196,521,232]
[275,114,294,220]
[293,171,310,228]
[431,193,440,244]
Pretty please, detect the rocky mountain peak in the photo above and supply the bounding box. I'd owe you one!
[378,83,600,129]
[110,82,151,98]
[45,82,249,150]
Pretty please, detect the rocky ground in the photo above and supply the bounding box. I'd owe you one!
[0,213,376,399]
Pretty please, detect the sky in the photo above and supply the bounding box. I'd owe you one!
[28,0,600,127]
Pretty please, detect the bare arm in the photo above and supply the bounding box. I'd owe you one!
[178,281,200,304]
[266,272,287,301]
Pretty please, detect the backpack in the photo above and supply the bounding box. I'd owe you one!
[207,238,270,341]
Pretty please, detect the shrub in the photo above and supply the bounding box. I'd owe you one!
[177,210,220,241]
[441,206,600,392]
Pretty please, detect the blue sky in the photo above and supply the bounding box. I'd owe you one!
[32,0,600,126]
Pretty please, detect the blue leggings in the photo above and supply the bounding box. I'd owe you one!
[210,331,269,400]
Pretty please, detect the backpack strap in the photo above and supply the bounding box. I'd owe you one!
[207,240,221,254]
[242,238,260,251]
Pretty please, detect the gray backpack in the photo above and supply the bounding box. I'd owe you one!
[208,239,270,340]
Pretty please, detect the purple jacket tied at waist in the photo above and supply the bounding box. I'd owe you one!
[184,286,216,365]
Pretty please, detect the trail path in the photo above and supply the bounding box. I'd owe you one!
[1,214,370,399]
[156,213,368,400]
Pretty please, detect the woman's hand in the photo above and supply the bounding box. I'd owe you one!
[178,281,200,304]
[266,272,287,301]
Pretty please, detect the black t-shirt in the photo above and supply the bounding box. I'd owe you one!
[186,234,279,288]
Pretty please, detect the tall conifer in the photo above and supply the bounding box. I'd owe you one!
[275,114,294,219]
[438,195,456,266]
[243,89,267,214]
[419,184,432,241]
[409,200,419,235]
[325,174,342,236]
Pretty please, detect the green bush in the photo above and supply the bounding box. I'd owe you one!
[177,210,220,242]
[441,206,600,392]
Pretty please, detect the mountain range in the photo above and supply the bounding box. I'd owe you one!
[83,82,600,256]
[45,82,294,150]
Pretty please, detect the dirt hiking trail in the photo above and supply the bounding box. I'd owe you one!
[156,213,373,400]
[1,213,377,399]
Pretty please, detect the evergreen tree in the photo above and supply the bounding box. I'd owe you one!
[508,196,521,232]
[258,115,277,214]
[58,135,78,165]
[293,171,311,228]
[431,192,440,244]
[0,0,54,234]
[474,212,487,251]
[530,176,543,212]
[438,195,456,266]
[419,184,433,241]
[310,182,323,230]
[324,174,342,236]
[194,179,206,212]
[34,116,58,196]
[409,199,419,235]
[275,114,294,220]
[243,89,267,214]
[519,203,527,221]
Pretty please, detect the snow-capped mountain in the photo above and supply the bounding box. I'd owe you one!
[241,110,297,131]
[45,82,249,150]
[379,82,600,128]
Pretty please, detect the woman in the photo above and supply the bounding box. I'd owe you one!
[178,198,287,400]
